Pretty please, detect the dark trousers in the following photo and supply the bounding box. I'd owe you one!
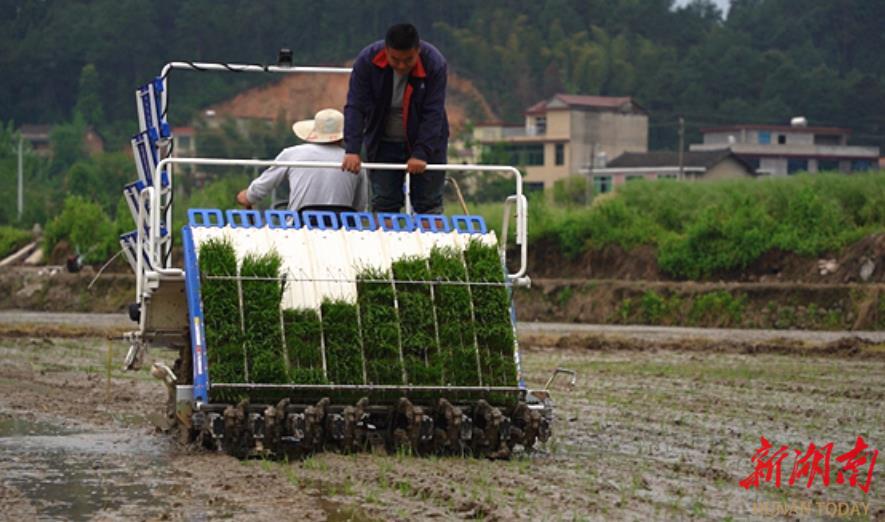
[370,141,445,214]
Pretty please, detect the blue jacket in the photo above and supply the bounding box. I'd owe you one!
[344,40,449,163]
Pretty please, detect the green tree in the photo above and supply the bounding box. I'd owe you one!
[74,64,104,128]
[43,195,117,263]
[49,115,88,176]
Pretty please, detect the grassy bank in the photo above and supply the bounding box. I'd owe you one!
[522,172,885,279]
[0,226,32,258]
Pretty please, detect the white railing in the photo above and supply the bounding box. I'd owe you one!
[159,62,352,115]
[150,61,354,272]
[137,158,529,290]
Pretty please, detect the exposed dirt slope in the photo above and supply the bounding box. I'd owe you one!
[516,279,885,331]
[209,65,496,135]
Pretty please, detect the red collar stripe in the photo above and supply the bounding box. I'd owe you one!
[371,49,427,78]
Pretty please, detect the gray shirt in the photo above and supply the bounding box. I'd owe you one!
[246,143,368,212]
[382,72,407,142]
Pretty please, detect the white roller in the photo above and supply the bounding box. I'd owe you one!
[271,228,320,309]
[345,229,391,274]
[191,226,232,249]
[191,226,500,311]
[305,228,357,303]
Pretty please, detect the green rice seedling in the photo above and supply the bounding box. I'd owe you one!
[289,367,328,384]
[464,239,517,386]
[320,299,364,384]
[428,246,480,386]
[392,257,442,385]
[199,238,244,383]
[282,308,327,384]
[240,251,286,383]
[356,267,403,384]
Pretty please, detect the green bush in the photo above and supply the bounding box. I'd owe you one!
[172,173,251,227]
[582,196,657,251]
[43,195,117,263]
[769,185,848,255]
[639,291,668,324]
[552,176,590,206]
[615,291,681,325]
[658,202,774,279]
[63,152,132,216]
[687,291,746,327]
[530,173,885,279]
[0,226,32,258]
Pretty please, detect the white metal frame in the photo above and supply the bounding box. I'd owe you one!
[135,61,530,305]
[123,60,532,373]
[150,62,354,271]
[137,157,529,282]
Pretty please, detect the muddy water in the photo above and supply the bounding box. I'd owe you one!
[0,412,177,521]
[1,331,884,521]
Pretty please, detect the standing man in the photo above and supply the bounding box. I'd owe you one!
[237,108,368,215]
[341,23,449,214]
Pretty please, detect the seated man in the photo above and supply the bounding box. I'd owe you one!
[237,108,368,217]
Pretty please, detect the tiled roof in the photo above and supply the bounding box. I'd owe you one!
[701,124,849,135]
[525,94,645,114]
[608,149,754,171]
[18,124,53,141]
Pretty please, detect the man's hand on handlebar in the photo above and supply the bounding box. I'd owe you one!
[341,153,362,174]
[406,157,427,174]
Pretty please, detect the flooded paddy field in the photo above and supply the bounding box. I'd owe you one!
[0,323,882,520]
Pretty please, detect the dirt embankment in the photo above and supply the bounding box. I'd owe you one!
[526,233,885,284]
[0,267,132,313]
[2,266,884,330]
[208,66,496,136]
[515,279,885,331]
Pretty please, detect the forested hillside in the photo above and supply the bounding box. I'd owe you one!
[1,0,883,258]
[2,0,883,150]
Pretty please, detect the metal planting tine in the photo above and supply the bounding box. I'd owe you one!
[419,412,434,442]
[327,413,345,441]
[544,368,577,391]
[289,413,306,442]
[210,413,224,441]
[460,414,472,441]
[250,413,265,441]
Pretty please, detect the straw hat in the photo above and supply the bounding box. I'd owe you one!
[292,108,344,143]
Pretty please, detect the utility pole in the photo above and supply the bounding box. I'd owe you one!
[17,136,23,220]
[677,116,684,181]
[586,143,596,204]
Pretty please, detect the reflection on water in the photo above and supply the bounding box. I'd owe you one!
[0,413,177,521]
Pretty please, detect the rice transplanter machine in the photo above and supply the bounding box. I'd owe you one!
[121,59,572,458]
